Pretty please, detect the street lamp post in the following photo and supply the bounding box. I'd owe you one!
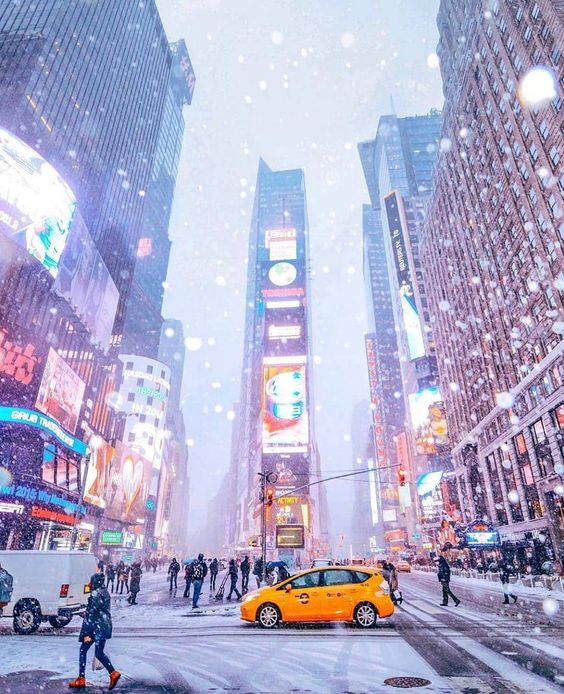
[258,470,277,575]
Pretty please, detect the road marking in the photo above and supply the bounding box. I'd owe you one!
[408,599,445,615]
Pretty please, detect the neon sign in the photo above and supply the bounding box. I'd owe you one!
[0,406,87,455]
[0,328,41,386]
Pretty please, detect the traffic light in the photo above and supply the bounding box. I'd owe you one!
[266,488,274,506]
[398,468,407,486]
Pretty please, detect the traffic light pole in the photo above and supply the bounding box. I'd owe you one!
[259,472,267,574]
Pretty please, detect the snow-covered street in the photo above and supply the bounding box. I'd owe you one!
[0,569,562,693]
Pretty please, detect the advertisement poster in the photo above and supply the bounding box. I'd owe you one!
[83,439,114,509]
[265,228,297,261]
[0,126,76,277]
[54,214,118,352]
[104,442,152,524]
[262,364,309,453]
[35,348,86,434]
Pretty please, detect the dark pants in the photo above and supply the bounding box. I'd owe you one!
[183,579,191,598]
[106,578,114,592]
[79,639,113,677]
[502,582,517,603]
[441,581,459,605]
[241,572,249,593]
[169,573,178,591]
[118,580,127,595]
[210,572,218,591]
[127,590,139,604]
[227,577,241,600]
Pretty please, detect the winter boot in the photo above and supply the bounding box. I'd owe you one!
[68,676,86,688]
[109,671,121,690]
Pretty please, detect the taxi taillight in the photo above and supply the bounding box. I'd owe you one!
[59,584,70,598]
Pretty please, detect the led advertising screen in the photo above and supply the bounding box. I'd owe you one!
[104,442,152,524]
[262,363,309,453]
[35,348,86,434]
[384,191,425,360]
[0,126,76,277]
[265,228,297,261]
[261,260,305,301]
[466,531,500,547]
[265,453,310,493]
[54,213,119,352]
[264,306,306,358]
[275,524,305,549]
[83,438,114,509]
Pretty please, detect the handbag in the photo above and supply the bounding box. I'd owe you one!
[392,590,403,605]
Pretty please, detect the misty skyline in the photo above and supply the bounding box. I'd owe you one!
[158,0,445,547]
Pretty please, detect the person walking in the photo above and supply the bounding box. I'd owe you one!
[183,561,193,599]
[209,558,219,593]
[387,562,401,605]
[240,556,250,594]
[105,563,116,593]
[499,560,518,604]
[253,556,264,589]
[68,573,120,690]
[226,559,242,601]
[152,558,158,573]
[438,555,460,607]
[127,562,142,605]
[168,557,180,592]
[191,554,208,609]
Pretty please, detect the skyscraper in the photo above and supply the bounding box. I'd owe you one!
[232,159,325,558]
[422,0,564,563]
[359,111,444,554]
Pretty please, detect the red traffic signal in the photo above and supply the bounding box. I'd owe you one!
[398,468,407,487]
[266,488,274,506]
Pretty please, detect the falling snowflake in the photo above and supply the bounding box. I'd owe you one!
[426,53,440,69]
[518,67,557,109]
[271,30,284,45]
[341,32,355,48]
[496,392,515,409]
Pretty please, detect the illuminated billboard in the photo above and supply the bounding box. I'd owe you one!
[264,305,306,358]
[275,524,305,549]
[0,126,76,277]
[104,442,152,524]
[409,388,447,456]
[35,348,86,434]
[262,363,309,453]
[265,228,297,261]
[408,386,442,430]
[54,214,119,352]
[83,438,114,509]
[384,191,425,360]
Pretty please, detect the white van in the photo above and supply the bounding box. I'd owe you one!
[0,550,99,634]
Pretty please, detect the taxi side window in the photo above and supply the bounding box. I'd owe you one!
[322,569,354,586]
[352,571,371,583]
[288,572,320,589]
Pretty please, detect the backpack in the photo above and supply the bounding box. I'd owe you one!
[192,561,205,581]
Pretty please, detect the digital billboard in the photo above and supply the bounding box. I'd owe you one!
[54,214,119,352]
[35,348,86,434]
[275,524,305,549]
[104,442,152,524]
[0,126,76,277]
[264,306,306,358]
[262,363,309,453]
[83,438,114,509]
[265,228,297,261]
[260,260,305,301]
[170,39,196,105]
[384,191,425,360]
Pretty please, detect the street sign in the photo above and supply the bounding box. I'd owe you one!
[100,530,123,545]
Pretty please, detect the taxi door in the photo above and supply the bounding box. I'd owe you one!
[319,569,358,620]
[277,570,325,621]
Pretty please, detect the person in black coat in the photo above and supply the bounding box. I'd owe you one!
[438,555,460,607]
[168,558,181,592]
[105,564,116,593]
[209,558,219,593]
[240,556,250,594]
[226,559,242,601]
[499,561,518,604]
[69,573,121,690]
[128,562,142,605]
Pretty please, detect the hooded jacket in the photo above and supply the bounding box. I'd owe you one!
[79,574,112,642]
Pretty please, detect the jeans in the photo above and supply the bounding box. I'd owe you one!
[169,573,178,591]
[210,572,218,592]
[241,572,249,593]
[441,581,459,605]
[227,577,241,600]
[79,639,114,677]
[192,579,203,608]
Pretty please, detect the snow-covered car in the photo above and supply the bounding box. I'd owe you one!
[0,550,98,634]
[311,558,334,567]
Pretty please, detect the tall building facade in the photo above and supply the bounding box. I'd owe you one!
[422,0,564,565]
[233,159,325,560]
[359,112,446,554]
[0,2,194,555]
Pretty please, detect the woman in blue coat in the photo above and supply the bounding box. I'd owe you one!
[69,573,121,689]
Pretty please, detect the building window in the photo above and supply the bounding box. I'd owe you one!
[126,361,133,370]
[549,146,560,166]
[140,414,146,423]
[128,432,135,443]
[147,365,153,374]
[530,418,547,445]
[531,3,541,21]
[137,378,144,387]
[546,244,558,265]
[127,393,135,402]
[551,46,562,66]
[548,194,562,218]
[523,24,532,43]
[539,120,550,140]
[529,143,539,162]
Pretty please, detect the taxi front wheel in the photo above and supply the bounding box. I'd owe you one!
[257,603,281,629]
[354,602,377,629]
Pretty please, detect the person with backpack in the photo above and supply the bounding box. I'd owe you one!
[209,558,219,593]
[68,573,120,690]
[253,556,264,589]
[240,556,251,594]
[226,559,242,601]
[191,554,208,609]
[168,557,181,592]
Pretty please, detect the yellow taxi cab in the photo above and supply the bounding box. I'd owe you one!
[240,565,394,629]
[396,560,411,573]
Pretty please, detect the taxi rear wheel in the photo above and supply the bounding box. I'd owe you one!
[354,602,377,629]
[257,603,281,629]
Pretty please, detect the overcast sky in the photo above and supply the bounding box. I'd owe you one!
[158,0,444,548]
